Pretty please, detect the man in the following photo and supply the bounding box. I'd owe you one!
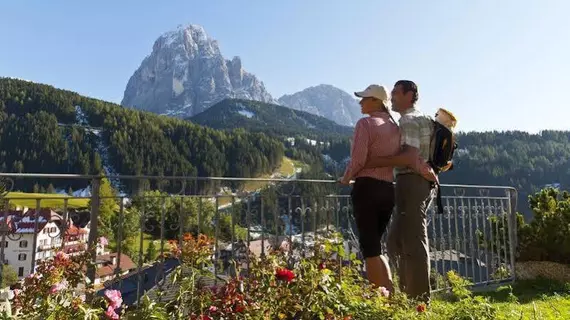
[364,80,436,304]
[339,84,400,291]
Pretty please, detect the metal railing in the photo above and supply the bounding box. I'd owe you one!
[0,173,518,305]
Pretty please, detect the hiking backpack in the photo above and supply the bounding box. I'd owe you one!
[429,120,458,174]
[428,120,458,214]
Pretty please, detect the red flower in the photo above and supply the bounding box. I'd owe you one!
[235,304,245,313]
[275,268,295,282]
[318,262,326,270]
[417,303,426,312]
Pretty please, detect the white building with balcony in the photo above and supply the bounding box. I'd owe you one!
[0,208,103,279]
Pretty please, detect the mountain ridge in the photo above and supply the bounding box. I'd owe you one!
[188,98,354,139]
[278,84,361,126]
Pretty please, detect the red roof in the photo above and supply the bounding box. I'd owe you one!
[65,224,88,236]
[95,253,136,278]
[23,208,62,222]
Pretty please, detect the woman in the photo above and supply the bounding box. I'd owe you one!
[340,84,400,291]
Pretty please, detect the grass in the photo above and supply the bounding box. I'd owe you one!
[132,232,155,254]
[5,192,90,209]
[217,156,299,207]
[432,278,570,319]
[129,232,174,261]
[241,156,297,192]
[482,278,570,319]
[290,158,310,171]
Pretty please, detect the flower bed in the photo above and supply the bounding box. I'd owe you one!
[6,233,498,319]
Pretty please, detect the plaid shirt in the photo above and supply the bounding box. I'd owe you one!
[395,108,433,176]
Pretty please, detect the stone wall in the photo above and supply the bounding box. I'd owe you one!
[515,261,570,283]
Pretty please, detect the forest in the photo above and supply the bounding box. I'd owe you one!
[0,78,284,192]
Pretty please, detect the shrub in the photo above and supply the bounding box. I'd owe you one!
[517,188,570,263]
[126,232,498,319]
[6,232,499,319]
[10,247,120,319]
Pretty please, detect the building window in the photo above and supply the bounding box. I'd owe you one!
[0,242,7,248]
[18,267,24,277]
[18,253,27,261]
[20,240,28,248]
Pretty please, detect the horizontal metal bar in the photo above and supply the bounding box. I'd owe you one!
[0,173,518,191]
[441,196,511,200]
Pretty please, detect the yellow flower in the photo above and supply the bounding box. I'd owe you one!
[278,313,287,319]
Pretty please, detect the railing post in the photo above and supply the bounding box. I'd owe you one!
[86,177,101,299]
[0,204,9,286]
[30,199,41,274]
[505,189,517,281]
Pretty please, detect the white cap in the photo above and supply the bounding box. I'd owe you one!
[354,84,390,105]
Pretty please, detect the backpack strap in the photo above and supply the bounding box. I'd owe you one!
[435,183,444,214]
[388,113,398,125]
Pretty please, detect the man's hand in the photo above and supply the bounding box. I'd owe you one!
[421,167,439,184]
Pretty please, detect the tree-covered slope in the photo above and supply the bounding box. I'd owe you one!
[0,78,284,191]
[441,130,570,215]
[188,98,354,139]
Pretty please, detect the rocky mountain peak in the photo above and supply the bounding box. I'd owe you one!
[122,24,274,118]
[278,84,361,126]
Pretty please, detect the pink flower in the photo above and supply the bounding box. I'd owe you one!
[99,236,109,246]
[379,286,390,298]
[49,280,67,294]
[105,306,119,319]
[208,305,218,313]
[104,289,123,309]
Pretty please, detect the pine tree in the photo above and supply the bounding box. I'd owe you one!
[89,177,118,240]
[145,241,157,262]
[46,183,55,194]
[0,264,19,288]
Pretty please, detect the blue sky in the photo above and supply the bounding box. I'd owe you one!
[0,0,568,133]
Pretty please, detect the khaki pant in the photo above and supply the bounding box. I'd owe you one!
[387,173,434,303]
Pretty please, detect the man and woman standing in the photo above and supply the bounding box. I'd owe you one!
[340,80,436,304]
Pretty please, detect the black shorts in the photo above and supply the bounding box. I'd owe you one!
[350,177,395,258]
